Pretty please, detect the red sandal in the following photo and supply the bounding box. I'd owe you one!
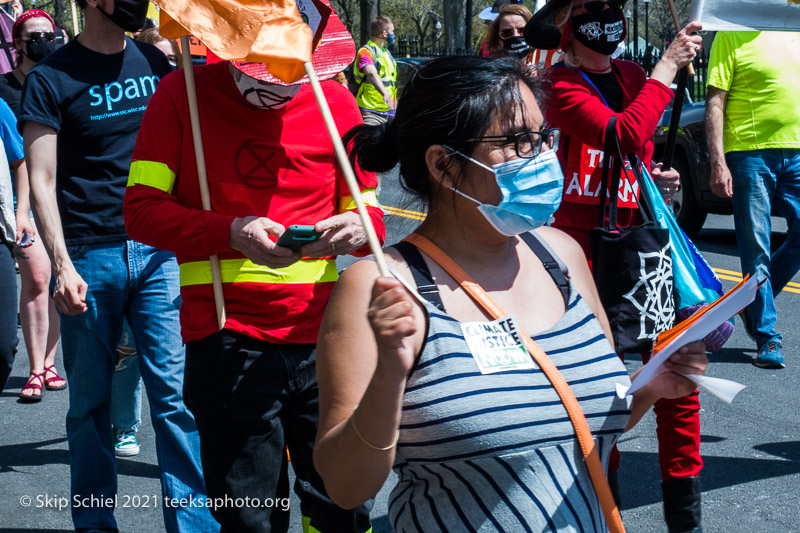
[19,372,45,402]
[44,365,68,391]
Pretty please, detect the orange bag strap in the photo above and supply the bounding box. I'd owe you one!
[405,233,625,533]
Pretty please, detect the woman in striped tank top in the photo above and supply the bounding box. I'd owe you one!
[314,56,708,532]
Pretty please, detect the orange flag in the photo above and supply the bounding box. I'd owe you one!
[156,0,312,83]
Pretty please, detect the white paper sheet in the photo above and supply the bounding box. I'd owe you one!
[690,0,800,32]
[617,275,758,400]
[678,373,747,404]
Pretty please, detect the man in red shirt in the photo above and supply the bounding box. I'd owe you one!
[123,3,384,531]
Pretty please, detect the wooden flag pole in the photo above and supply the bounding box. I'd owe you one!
[303,61,391,278]
[662,0,695,169]
[180,36,227,330]
[70,0,80,35]
[667,0,695,76]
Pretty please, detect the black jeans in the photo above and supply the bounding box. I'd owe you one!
[185,330,372,533]
[0,242,18,394]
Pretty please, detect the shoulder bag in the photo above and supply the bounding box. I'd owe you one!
[588,117,675,354]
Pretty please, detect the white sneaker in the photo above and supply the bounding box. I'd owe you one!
[114,429,140,457]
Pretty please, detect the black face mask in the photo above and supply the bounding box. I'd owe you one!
[501,36,532,58]
[25,38,58,63]
[572,9,625,55]
[99,0,149,32]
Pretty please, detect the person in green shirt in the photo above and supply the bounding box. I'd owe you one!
[706,30,800,369]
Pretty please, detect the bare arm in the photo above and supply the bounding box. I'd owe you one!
[650,162,681,201]
[361,63,395,110]
[11,158,35,245]
[705,87,732,198]
[650,22,703,89]
[24,121,87,315]
[314,259,425,509]
[10,0,22,19]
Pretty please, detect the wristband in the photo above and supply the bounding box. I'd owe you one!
[349,411,399,451]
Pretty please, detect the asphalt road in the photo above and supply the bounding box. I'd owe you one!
[1,173,799,532]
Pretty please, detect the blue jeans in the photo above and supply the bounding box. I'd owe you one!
[728,149,800,347]
[111,317,142,432]
[0,242,17,393]
[59,240,218,533]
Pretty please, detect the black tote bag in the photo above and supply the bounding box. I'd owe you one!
[588,117,675,354]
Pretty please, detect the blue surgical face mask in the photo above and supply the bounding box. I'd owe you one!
[387,33,395,46]
[444,147,564,236]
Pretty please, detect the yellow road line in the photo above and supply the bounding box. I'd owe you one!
[382,204,800,294]
[383,205,426,221]
[714,267,800,288]
[713,267,743,277]
[713,267,800,292]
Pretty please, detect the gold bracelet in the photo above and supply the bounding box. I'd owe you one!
[349,412,400,451]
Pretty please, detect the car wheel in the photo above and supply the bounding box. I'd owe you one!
[672,154,707,239]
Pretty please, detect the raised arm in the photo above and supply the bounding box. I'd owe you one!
[548,22,701,155]
[649,22,703,94]
[313,259,425,509]
[547,67,673,154]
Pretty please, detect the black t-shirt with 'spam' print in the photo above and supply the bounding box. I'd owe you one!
[19,36,171,245]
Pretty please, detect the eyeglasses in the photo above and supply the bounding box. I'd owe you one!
[574,1,624,14]
[20,31,56,42]
[460,129,561,159]
[499,27,524,39]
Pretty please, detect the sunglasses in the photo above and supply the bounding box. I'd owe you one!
[499,27,524,39]
[20,31,56,42]
[575,1,624,14]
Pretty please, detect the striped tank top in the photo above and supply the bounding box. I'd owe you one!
[388,240,632,532]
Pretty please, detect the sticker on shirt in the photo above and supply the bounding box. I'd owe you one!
[460,316,536,374]
[563,145,640,208]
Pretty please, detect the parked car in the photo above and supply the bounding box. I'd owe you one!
[652,94,732,238]
[395,56,428,96]
[341,56,427,100]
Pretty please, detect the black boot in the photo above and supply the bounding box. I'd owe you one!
[662,476,703,533]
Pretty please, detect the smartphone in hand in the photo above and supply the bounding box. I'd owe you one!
[276,225,322,251]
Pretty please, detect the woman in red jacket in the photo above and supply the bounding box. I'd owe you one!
[525,2,704,533]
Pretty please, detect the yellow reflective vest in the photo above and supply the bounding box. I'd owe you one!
[354,40,397,113]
